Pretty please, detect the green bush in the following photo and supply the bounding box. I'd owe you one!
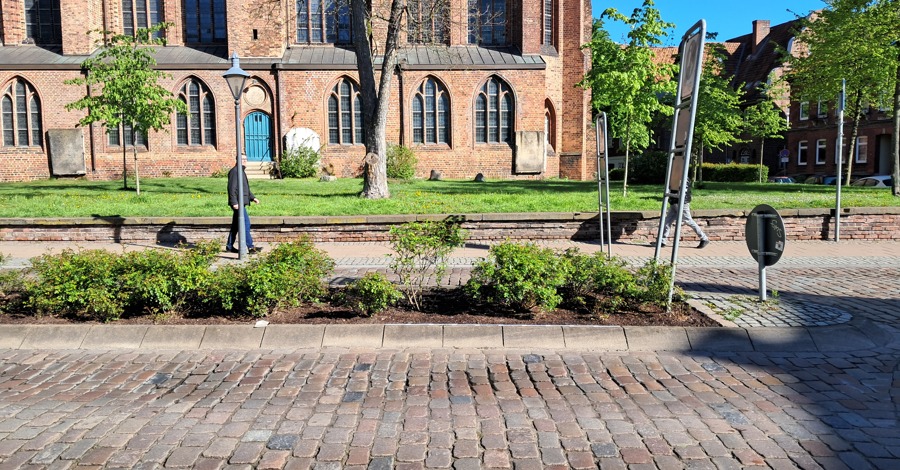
[607,168,625,181]
[386,144,418,179]
[466,242,571,312]
[201,238,334,317]
[343,272,402,316]
[280,145,321,178]
[24,243,220,321]
[633,260,680,306]
[628,151,669,184]
[563,249,637,312]
[702,163,767,182]
[389,218,465,310]
[25,249,124,322]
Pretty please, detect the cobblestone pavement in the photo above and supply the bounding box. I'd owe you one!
[0,347,897,469]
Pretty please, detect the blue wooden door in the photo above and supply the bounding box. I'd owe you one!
[243,111,272,162]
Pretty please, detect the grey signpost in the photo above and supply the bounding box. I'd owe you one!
[654,20,706,307]
[595,112,612,256]
[834,79,845,242]
[745,204,786,301]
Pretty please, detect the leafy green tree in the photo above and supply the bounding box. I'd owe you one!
[65,24,186,195]
[743,98,789,182]
[580,0,676,196]
[692,44,746,182]
[785,0,895,187]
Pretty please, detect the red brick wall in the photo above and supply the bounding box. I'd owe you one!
[2,209,897,243]
[0,0,593,182]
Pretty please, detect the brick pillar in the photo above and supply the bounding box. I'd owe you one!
[162,0,183,45]
[557,0,592,180]
[0,0,26,45]
[60,0,103,55]
[518,0,541,54]
[227,0,286,57]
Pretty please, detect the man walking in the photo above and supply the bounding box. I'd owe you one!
[226,165,262,254]
[662,182,710,248]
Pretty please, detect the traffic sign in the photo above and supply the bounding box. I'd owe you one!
[745,204,786,267]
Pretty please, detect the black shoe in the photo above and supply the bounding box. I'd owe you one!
[660,241,668,247]
[698,239,710,249]
[248,246,263,254]
[225,246,238,253]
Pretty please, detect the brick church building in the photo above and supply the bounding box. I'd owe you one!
[0,0,595,182]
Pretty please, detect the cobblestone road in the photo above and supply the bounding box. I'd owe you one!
[0,346,898,469]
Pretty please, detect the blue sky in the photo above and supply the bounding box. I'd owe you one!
[594,0,826,44]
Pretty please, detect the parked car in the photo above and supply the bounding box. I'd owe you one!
[768,176,796,183]
[803,175,826,184]
[851,175,893,188]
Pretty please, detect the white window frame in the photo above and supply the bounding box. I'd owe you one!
[815,139,827,165]
[798,140,808,165]
[855,136,868,163]
[817,99,828,118]
[799,101,810,120]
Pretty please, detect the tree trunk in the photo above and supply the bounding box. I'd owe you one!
[844,90,863,187]
[622,117,631,197]
[758,138,765,183]
[133,121,141,196]
[122,143,128,190]
[353,0,405,199]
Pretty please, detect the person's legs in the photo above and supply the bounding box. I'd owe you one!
[681,203,709,241]
[662,204,678,239]
[226,208,240,250]
[243,209,254,249]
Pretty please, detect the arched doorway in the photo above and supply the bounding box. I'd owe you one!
[243,111,272,162]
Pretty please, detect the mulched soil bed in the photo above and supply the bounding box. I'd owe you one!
[0,288,720,327]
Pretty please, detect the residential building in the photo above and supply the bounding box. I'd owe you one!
[0,0,595,182]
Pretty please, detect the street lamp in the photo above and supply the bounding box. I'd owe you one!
[223,52,250,259]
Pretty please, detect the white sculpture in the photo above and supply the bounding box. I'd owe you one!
[284,127,321,153]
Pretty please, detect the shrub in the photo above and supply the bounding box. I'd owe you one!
[563,249,637,312]
[25,249,124,322]
[628,150,669,184]
[466,242,570,312]
[386,144,417,179]
[118,241,218,315]
[702,163,767,182]
[343,272,402,316]
[633,260,681,307]
[389,218,465,310]
[280,145,320,178]
[201,238,334,317]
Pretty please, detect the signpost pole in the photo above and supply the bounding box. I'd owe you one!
[756,213,767,301]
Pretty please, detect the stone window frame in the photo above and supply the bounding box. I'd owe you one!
[175,77,217,148]
[473,75,514,145]
[855,136,867,164]
[1,77,43,148]
[122,0,163,37]
[798,101,809,121]
[411,76,451,146]
[468,0,508,46]
[797,140,808,166]
[543,0,554,47]
[296,0,352,44]
[107,122,148,150]
[24,0,62,45]
[544,99,556,153]
[183,0,227,44]
[815,138,827,165]
[327,76,365,145]
[408,0,449,45]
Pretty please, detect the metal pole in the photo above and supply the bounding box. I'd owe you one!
[235,97,247,259]
[595,115,605,250]
[834,79,845,242]
[756,214,767,301]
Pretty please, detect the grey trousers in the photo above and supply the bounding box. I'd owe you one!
[663,203,708,240]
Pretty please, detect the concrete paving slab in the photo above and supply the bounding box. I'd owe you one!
[562,326,627,350]
[200,326,265,349]
[322,325,384,348]
[624,327,691,351]
[809,325,877,352]
[20,325,90,349]
[503,325,565,348]
[685,327,753,352]
[141,326,205,349]
[81,325,148,349]
[746,327,817,352]
[261,325,325,349]
[443,325,503,348]
[383,325,443,348]
[0,325,29,349]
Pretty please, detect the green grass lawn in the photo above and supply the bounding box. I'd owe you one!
[1,177,896,218]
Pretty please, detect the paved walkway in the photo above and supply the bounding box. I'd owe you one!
[1,239,898,468]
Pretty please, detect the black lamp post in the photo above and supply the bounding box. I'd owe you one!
[223,53,250,259]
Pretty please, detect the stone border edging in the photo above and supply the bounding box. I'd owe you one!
[0,323,882,353]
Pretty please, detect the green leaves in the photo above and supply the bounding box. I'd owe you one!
[388,218,466,310]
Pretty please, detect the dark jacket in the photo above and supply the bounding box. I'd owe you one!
[668,184,692,205]
[227,165,255,207]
